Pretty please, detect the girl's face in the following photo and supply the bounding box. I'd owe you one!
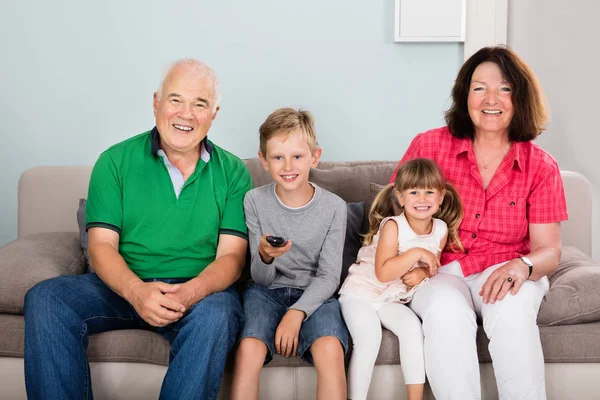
[396,187,445,223]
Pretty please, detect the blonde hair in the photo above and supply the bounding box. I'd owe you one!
[364,158,464,253]
[259,108,319,155]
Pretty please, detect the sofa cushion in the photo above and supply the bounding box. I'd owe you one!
[4,315,600,365]
[537,246,600,326]
[243,158,397,203]
[0,232,86,314]
[341,202,365,286]
[77,198,93,272]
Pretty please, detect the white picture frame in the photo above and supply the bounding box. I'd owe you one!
[394,0,466,42]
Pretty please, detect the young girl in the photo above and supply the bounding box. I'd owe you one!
[339,158,463,400]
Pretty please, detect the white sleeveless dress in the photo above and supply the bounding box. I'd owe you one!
[339,213,447,303]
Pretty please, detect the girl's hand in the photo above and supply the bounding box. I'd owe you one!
[402,267,430,288]
[413,248,440,276]
[258,234,292,264]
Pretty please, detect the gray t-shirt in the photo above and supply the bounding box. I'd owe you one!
[244,182,347,318]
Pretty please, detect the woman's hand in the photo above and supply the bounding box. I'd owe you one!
[479,259,529,304]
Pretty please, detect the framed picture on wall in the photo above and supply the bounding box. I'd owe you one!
[394,0,466,42]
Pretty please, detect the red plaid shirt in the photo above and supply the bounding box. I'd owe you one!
[391,126,568,276]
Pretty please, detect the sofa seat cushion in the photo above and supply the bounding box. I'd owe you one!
[266,321,600,367]
[0,232,86,314]
[538,246,600,326]
[3,314,600,365]
[0,314,170,365]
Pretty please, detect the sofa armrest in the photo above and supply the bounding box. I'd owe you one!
[0,232,86,314]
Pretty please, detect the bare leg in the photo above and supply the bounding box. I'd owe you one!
[310,336,347,400]
[230,338,268,400]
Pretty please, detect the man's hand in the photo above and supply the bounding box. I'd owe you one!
[402,267,431,288]
[275,309,305,357]
[258,234,292,264]
[164,279,204,311]
[127,281,186,327]
[479,259,529,304]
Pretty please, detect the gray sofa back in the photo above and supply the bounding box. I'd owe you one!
[17,160,592,255]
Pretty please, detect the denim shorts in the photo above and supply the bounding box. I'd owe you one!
[239,284,348,365]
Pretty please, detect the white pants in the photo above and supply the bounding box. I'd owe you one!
[409,261,550,400]
[340,295,425,400]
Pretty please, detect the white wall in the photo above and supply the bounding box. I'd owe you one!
[508,0,600,258]
[0,0,463,246]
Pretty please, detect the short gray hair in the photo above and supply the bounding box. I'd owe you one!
[156,59,221,108]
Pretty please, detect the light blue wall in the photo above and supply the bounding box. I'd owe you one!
[0,0,463,246]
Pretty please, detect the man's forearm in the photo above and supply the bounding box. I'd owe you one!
[188,253,245,302]
[89,243,142,302]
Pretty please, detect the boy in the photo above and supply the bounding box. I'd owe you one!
[231,108,348,400]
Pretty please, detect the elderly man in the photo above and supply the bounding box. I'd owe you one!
[24,59,252,400]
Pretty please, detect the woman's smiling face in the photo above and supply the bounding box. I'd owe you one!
[468,61,514,138]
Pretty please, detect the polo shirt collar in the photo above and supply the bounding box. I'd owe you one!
[150,126,213,162]
[450,134,524,171]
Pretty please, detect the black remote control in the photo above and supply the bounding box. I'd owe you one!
[266,236,287,247]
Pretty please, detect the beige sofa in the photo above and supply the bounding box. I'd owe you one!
[1,159,599,400]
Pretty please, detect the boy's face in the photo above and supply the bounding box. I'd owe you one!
[259,130,321,195]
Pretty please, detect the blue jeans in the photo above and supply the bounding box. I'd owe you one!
[24,273,243,400]
[239,284,348,364]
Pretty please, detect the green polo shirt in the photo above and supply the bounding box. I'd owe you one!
[86,128,252,279]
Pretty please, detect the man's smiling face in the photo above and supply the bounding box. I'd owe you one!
[153,64,219,156]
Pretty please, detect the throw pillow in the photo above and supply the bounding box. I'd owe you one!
[0,232,86,313]
[341,202,365,286]
[367,182,400,221]
[77,198,92,272]
[537,246,600,326]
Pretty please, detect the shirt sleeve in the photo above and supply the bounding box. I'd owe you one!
[390,133,424,183]
[220,161,253,239]
[86,151,123,234]
[290,201,347,320]
[245,192,277,286]
[527,159,569,224]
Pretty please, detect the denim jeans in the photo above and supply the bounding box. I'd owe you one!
[239,284,348,364]
[24,273,243,400]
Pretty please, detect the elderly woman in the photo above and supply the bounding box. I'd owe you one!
[391,46,568,399]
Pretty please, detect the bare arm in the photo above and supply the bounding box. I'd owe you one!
[374,221,439,282]
[480,222,562,303]
[522,222,562,280]
[88,227,185,326]
[88,227,139,298]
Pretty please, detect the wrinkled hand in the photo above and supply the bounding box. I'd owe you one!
[258,234,292,264]
[402,267,430,288]
[479,259,529,304]
[164,280,203,311]
[412,248,440,276]
[275,309,305,357]
[128,281,186,327]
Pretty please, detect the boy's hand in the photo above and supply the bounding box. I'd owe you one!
[258,234,292,264]
[275,309,305,357]
[402,267,431,288]
[411,248,440,276]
